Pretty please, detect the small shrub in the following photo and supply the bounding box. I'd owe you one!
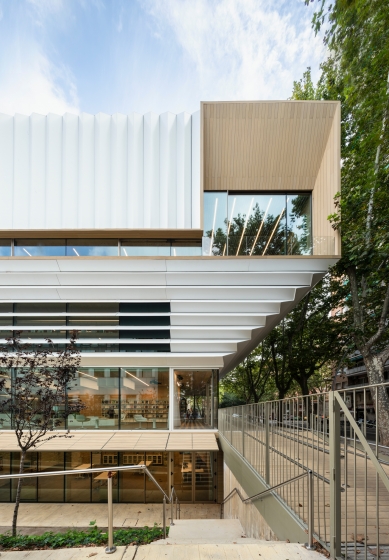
[0,524,167,550]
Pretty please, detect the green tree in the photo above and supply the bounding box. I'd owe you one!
[267,278,344,397]
[220,342,274,404]
[0,335,83,536]
[303,0,389,444]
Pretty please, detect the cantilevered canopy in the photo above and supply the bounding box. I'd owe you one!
[0,431,219,452]
[0,256,337,376]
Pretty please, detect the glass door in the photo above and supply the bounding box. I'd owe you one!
[172,451,216,502]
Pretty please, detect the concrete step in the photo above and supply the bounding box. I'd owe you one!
[153,518,264,545]
[137,543,325,559]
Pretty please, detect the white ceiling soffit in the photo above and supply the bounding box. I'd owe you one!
[0,257,338,375]
[0,431,219,452]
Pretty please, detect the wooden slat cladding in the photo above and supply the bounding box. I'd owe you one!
[202,101,338,192]
[312,102,341,254]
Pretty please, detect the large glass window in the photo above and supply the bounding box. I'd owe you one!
[65,452,91,502]
[171,241,202,257]
[173,370,216,429]
[67,368,120,430]
[227,194,286,256]
[14,239,66,257]
[38,452,64,502]
[286,194,312,255]
[92,452,118,503]
[202,192,228,256]
[0,241,11,257]
[121,368,169,430]
[66,239,118,257]
[0,452,10,501]
[11,452,38,501]
[121,240,170,257]
[203,192,312,256]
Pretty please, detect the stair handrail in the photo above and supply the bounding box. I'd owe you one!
[220,470,315,550]
[169,487,181,526]
[0,463,171,553]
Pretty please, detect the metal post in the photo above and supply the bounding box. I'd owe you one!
[305,470,315,550]
[178,501,181,520]
[105,472,116,554]
[170,494,174,525]
[329,391,341,559]
[163,495,167,538]
[175,497,178,520]
[242,406,245,458]
[265,401,270,484]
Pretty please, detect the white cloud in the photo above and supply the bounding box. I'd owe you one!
[0,39,79,115]
[143,0,325,101]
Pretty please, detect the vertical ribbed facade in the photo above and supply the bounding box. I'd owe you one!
[0,111,200,230]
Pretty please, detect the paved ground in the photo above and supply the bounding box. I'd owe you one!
[0,503,220,532]
[0,543,325,559]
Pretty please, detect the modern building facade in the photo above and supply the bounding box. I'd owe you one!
[0,100,340,504]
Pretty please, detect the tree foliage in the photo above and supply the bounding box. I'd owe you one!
[220,277,342,403]
[0,334,83,536]
[302,0,389,443]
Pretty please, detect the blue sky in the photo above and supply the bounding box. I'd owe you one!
[0,0,325,115]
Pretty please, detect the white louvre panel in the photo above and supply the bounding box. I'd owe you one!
[0,257,337,375]
[0,112,199,230]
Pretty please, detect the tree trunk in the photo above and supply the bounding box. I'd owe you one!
[363,353,389,447]
[12,449,26,537]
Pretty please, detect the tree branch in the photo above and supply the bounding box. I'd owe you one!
[365,282,389,351]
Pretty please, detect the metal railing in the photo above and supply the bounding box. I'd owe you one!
[0,464,179,554]
[220,471,315,549]
[219,382,389,559]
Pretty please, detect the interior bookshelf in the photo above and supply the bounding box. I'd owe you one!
[101,398,169,424]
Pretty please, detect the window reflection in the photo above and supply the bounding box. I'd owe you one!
[286,194,312,255]
[65,452,91,502]
[0,452,10,501]
[66,239,118,257]
[173,370,215,429]
[120,240,170,257]
[203,192,312,256]
[14,239,65,257]
[121,368,169,430]
[202,192,228,255]
[0,241,11,257]
[67,368,120,430]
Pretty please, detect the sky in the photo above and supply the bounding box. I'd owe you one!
[0,0,326,116]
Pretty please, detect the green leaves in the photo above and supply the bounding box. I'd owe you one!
[0,525,166,550]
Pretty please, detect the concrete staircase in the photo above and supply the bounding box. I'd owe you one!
[145,519,323,559]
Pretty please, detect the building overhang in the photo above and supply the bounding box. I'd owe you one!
[0,430,219,452]
[0,256,338,374]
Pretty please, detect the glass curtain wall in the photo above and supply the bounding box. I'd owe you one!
[66,367,169,430]
[173,370,216,429]
[1,367,217,431]
[4,239,202,257]
[121,368,169,430]
[203,192,312,256]
[67,368,120,430]
[0,452,11,501]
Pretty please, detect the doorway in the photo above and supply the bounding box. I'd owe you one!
[172,451,216,502]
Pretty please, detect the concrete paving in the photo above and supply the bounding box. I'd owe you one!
[0,503,219,531]
[133,543,325,559]
[0,546,129,559]
[0,543,327,559]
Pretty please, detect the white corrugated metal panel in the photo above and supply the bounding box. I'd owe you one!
[0,112,200,230]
